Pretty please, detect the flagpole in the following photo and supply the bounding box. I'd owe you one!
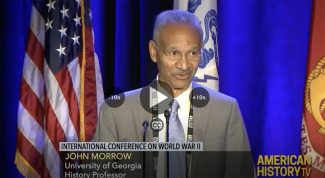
[79,0,86,142]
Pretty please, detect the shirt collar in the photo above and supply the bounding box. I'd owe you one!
[174,83,192,109]
[156,74,192,109]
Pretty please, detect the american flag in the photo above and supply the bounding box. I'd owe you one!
[15,0,104,177]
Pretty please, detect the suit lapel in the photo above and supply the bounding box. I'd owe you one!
[191,82,212,177]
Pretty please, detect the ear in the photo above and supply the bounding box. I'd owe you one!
[149,40,157,63]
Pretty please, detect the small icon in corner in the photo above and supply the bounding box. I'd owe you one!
[150,118,164,132]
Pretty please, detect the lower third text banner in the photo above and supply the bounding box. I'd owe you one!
[59,142,315,178]
[60,142,256,178]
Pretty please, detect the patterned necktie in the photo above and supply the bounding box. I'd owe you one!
[169,99,186,178]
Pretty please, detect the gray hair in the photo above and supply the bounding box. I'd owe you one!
[153,10,203,43]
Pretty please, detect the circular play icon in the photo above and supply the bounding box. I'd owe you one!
[189,87,210,108]
[140,80,174,114]
[105,87,125,108]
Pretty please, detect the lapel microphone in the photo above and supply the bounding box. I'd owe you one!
[142,120,149,142]
[164,110,170,142]
[142,120,149,178]
[164,110,171,178]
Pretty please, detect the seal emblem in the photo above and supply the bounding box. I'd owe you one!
[304,57,325,135]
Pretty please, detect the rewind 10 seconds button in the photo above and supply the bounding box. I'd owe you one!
[105,87,125,108]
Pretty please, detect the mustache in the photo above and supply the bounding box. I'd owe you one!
[173,69,192,75]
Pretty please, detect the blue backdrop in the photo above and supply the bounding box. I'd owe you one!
[218,0,311,156]
[0,0,312,177]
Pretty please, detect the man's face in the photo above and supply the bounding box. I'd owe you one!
[149,23,202,90]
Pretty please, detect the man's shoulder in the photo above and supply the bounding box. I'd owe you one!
[193,82,236,105]
[124,88,142,99]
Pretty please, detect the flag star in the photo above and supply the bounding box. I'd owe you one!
[73,14,81,26]
[58,25,68,37]
[56,44,66,57]
[60,6,69,19]
[71,33,80,45]
[46,0,56,12]
[89,8,92,21]
[45,18,53,31]
[75,0,80,8]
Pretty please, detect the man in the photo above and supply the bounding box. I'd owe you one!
[93,10,254,178]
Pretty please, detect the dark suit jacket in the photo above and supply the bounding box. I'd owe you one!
[92,82,255,178]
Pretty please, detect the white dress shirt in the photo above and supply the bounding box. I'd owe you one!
[156,78,192,177]
[157,81,192,142]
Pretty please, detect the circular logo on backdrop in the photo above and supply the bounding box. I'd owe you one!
[140,80,174,114]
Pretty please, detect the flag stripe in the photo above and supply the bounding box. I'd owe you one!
[19,78,44,127]
[30,5,45,48]
[83,26,98,141]
[94,53,104,116]
[44,132,62,178]
[43,89,66,155]
[17,101,44,153]
[26,29,44,76]
[23,53,44,106]
[16,2,47,177]
[67,57,81,104]
[16,129,46,176]
[43,87,63,178]
[44,61,79,142]
[32,0,46,20]
[78,54,82,69]
[42,161,51,178]
[54,66,80,139]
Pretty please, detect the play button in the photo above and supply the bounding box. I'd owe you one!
[140,80,174,114]
[149,87,168,108]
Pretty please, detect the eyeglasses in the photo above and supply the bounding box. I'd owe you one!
[154,41,203,61]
